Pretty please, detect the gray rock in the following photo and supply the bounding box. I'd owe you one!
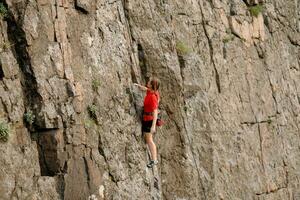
[0,0,299,199]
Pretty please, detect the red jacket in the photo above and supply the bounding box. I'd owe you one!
[143,90,159,121]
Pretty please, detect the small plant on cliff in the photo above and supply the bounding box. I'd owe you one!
[1,42,14,52]
[24,111,35,125]
[222,35,234,44]
[176,41,191,56]
[0,121,9,142]
[88,104,97,120]
[266,116,273,124]
[184,105,188,112]
[92,79,101,91]
[249,4,263,17]
[0,3,7,18]
[84,119,95,128]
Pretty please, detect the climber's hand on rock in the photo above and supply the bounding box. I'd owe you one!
[133,83,148,91]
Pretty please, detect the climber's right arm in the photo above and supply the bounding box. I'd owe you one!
[133,83,148,91]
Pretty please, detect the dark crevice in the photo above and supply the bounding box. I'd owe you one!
[74,6,88,15]
[74,1,89,14]
[0,61,4,80]
[4,1,42,129]
[176,106,207,199]
[268,76,279,113]
[83,157,91,190]
[108,170,117,183]
[229,0,237,16]
[56,174,65,200]
[177,54,185,89]
[137,43,149,83]
[107,0,119,4]
[222,44,227,59]
[171,53,207,198]
[117,71,121,82]
[230,30,243,40]
[198,2,221,93]
[241,119,274,125]
[129,55,138,83]
[36,127,60,132]
[37,129,62,176]
[256,185,288,196]
[98,134,106,161]
[287,34,300,46]
[263,14,273,36]
[177,12,188,16]
[8,0,30,24]
[254,42,265,59]
[215,69,221,93]
[241,0,250,6]
[177,55,185,71]
[121,0,141,84]
[4,1,53,180]
[37,141,55,176]
[122,0,131,39]
[98,27,104,41]
[54,31,58,42]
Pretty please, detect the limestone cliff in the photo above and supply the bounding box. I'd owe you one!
[0,0,299,199]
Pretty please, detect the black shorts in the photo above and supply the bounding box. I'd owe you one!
[142,120,153,133]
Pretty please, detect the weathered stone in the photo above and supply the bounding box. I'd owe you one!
[229,13,265,45]
[0,52,18,79]
[37,177,60,200]
[62,43,74,82]
[37,0,49,6]
[54,7,68,43]
[15,127,31,147]
[56,0,69,8]
[85,158,102,192]
[1,0,299,200]
[39,102,62,129]
[64,157,90,200]
[48,43,64,78]
[75,0,92,13]
[256,13,266,41]
[2,79,24,122]
[66,124,86,145]
[72,82,84,113]
[23,3,40,46]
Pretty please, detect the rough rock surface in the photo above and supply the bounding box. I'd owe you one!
[0,0,299,199]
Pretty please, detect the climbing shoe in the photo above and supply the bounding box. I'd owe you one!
[147,160,158,168]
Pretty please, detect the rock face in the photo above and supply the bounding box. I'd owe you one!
[0,0,299,199]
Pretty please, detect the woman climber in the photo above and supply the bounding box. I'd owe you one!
[133,77,160,168]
